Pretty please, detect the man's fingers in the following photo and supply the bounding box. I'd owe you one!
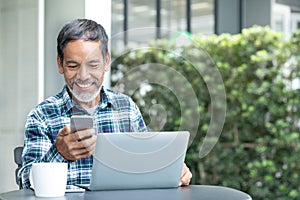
[70,135,96,154]
[57,125,71,137]
[56,126,96,161]
[74,143,96,156]
[77,135,97,149]
[180,163,192,186]
[180,163,188,179]
[70,139,96,159]
[74,129,95,141]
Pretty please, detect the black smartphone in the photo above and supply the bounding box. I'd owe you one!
[70,115,94,133]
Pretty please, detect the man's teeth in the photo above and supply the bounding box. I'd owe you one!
[77,83,92,88]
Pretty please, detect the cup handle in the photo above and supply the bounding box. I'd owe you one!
[29,169,35,189]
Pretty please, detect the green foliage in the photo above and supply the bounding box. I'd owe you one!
[111,26,300,199]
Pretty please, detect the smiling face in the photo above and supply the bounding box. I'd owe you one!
[57,39,110,108]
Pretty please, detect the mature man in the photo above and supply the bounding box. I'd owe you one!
[19,19,192,189]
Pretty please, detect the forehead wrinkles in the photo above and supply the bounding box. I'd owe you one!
[63,40,102,61]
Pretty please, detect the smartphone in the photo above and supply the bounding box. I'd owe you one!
[70,115,94,133]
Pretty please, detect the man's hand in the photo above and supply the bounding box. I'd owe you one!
[56,125,96,161]
[179,163,192,186]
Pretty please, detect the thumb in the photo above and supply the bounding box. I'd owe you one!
[57,125,71,136]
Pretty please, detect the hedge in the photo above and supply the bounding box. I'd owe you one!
[111,26,300,200]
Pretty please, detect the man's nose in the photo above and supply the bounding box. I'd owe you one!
[77,65,90,79]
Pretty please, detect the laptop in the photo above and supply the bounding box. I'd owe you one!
[76,131,190,191]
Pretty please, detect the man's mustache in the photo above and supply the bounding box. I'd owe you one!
[70,78,98,85]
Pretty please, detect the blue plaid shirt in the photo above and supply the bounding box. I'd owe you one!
[19,86,147,189]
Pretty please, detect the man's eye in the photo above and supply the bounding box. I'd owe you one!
[66,65,78,69]
[89,64,99,68]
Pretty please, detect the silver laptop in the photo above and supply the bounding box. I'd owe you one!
[77,131,190,191]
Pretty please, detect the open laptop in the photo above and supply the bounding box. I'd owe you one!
[76,131,190,191]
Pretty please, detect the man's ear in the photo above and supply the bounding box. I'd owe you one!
[104,52,111,72]
[57,55,64,74]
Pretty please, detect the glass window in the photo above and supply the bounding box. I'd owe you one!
[191,0,214,34]
[111,0,124,52]
[111,0,215,48]
[112,0,124,36]
[127,0,156,45]
[161,0,187,31]
[160,0,187,38]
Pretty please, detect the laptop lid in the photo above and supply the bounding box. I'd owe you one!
[87,131,190,190]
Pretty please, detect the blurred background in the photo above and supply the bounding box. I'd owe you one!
[1,0,300,199]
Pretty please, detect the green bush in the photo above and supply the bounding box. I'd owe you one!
[111,26,300,199]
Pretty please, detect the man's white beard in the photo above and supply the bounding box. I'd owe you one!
[68,78,101,103]
[68,85,101,103]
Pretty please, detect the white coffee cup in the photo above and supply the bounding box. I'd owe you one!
[31,162,68,197]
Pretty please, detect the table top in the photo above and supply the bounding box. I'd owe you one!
[0,185,252,200]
